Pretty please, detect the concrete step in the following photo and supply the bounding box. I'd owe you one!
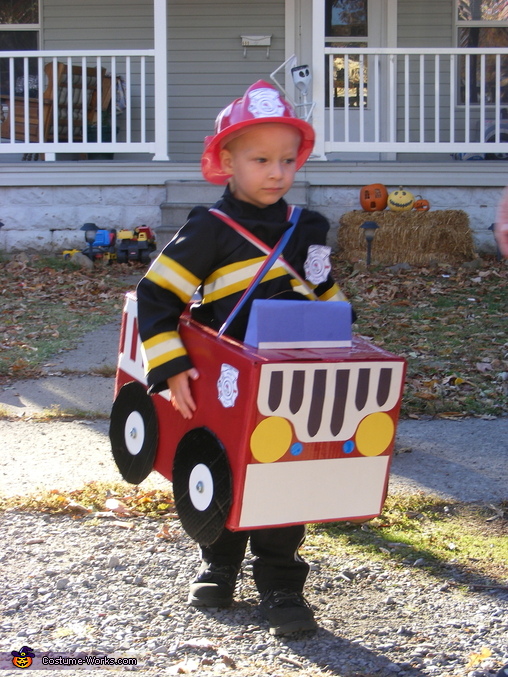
[157,180,309,247]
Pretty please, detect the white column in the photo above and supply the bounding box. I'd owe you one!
[153,0,169,161]
[311,0,327,160]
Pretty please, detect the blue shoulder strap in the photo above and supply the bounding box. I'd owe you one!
[217,206,302,337]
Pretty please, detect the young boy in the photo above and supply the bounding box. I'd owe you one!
[136,80,346,636]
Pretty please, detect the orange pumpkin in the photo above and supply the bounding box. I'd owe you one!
[12,656,33,669]
[359,184,388,212]
[413,196,430,212]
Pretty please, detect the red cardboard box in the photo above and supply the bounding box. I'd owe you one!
[110,292,406,545]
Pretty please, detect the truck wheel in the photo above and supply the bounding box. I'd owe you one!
[172,427,232,546]
[109,381,158,484]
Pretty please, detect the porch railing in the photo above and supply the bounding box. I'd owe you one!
[0,49,168,161]
[313,47,508,159]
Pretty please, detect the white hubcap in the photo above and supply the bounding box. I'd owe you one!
[124,411,145,456]
[189,464,214,511]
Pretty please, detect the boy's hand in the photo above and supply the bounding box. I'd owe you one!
[167,369,199,419]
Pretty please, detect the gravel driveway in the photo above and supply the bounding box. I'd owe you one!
[1,415,507,677]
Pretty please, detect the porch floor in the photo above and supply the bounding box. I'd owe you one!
[1,159,507,189]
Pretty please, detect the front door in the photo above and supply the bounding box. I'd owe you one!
[289,0,396,160]
[325,0,384,159]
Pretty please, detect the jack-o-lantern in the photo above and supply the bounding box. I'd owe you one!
[387,186,415,212]
[359,183,388,212]
[11,646,35,669]
[12,655,32,669]
[413,196,430,212]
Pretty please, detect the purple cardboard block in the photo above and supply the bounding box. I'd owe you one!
[244,300,352,349]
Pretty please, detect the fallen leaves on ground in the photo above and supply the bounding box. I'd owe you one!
[334,257,508,417]
[0,255,141,382]
[1,253,507,417]
[0,481,176,519]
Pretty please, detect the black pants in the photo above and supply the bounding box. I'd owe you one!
[199,524,310,594]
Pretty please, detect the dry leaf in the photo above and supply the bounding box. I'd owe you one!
[104,498,141,516]
[66,500,93,514]
[217,649,236,668]
[465,647,492,669]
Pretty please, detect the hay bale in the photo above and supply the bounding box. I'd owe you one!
[338,210,475,266]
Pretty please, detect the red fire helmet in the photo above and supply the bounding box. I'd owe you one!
[201,80,315,185]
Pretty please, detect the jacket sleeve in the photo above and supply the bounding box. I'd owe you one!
[136,207,218,393]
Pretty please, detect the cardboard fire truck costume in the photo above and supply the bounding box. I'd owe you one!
[110,292,406,546]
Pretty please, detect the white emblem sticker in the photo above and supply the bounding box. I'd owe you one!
[304,245,332,284]
[217,363,239,408]
[247,88,285,118]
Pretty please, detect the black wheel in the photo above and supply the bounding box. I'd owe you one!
[172,427,232,546]
[485,132,508,160]
[140,249,151,265]
[116,250,128,264]
[109,381,158,484]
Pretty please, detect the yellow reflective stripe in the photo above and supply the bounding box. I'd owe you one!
[146,254,200,303]
[203,258,287,302]
[318,283,348,302]
[206,255,265,283]
[142,331,187,371]
[290,279,316,299]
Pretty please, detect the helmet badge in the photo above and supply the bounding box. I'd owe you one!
[247,88,285,118]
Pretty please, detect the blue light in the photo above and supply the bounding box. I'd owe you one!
[290,442,303,456]
[343,440,355,454]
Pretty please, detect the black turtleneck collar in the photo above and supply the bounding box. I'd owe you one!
[219,185,289,225]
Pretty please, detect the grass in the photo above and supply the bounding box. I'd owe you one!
[307,493,508,587]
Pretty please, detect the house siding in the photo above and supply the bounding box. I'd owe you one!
[42,0,154,48]
[397,0,460,160]
[398,0,454,48]
[167,0,286,161]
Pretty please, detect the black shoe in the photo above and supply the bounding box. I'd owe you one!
[259,589,317,636]
[188,563,239,608]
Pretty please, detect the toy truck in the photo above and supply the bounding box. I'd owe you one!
[116,226,156,264]
[110,292,406,546]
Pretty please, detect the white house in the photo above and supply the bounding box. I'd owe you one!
[1,0,507,254]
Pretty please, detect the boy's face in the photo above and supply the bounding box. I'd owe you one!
[219,123,301,209]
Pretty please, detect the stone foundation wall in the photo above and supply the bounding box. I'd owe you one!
[0,185,166,253]
[0,182,502,256]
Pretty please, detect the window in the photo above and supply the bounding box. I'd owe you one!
[0,1,40,94]
[326,0,367,37]
[325,0,368,108]
[456,0,508,104]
